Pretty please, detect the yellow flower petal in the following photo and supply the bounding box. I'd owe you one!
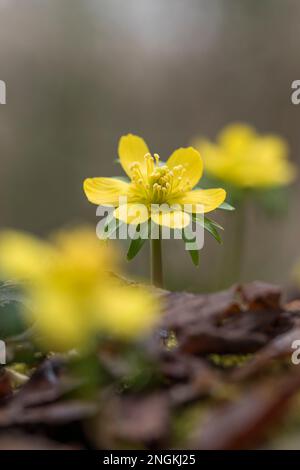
[53,226,119,276]
[195,139,233,180]
[173,188,226,213]
[218,123,256,155]
[258,135,289,160]
[30,290,89,352]
[83,177,129,206]
[151,208,190,228]
[96,286,159,339]
[114,203,150,225]
[166,147,203,189]
[194,123,296,189]
[118,134,150,178]
[0,230,55,280]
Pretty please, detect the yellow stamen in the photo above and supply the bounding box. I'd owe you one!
[129,152,191,204]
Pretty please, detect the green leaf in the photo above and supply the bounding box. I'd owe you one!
[206,217,224,232]
[127,237,147,261]
[204,218,223,244]
[218,202,235,211]
[182,230,200,266]
[193,215,223,244]
[188,248,200,266]
[126,223,149,261]
[97,212,120,240]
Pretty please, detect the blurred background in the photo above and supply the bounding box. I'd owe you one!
[0,0,299,292]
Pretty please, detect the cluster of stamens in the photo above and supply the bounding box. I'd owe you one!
[129,153,191,204]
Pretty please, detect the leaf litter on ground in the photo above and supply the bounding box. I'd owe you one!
[1,281,300,449]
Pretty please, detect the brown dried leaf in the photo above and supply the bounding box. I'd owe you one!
[0,358,96,429]
[233,328,300,380]
[162,282,292,355]
[189,370,300,449]
[0,369,12,400]
[91,393,170,448]
[239,282,282,310]
[162,286,240,332]
[160,352,221,406]
[0,432,79,449]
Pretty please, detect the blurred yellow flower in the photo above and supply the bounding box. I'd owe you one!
[193,123,296,189]
[84,134,226,229]
[0,227,160,351]
[97,286,158,340]
[0,231,55,280]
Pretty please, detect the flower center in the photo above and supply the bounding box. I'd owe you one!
[129,153,191,204]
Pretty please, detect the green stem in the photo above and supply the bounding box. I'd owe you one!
[231,198,247,282]
[217,195,247,289]
[150,235,163,288]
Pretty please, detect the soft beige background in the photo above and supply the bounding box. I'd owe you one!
[0,0,299,291]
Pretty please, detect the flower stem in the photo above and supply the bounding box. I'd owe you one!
[217,195,247,289]
[150,234,163,288]
[232,198,247,282]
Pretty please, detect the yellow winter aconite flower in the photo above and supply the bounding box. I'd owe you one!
[0,227,160,351]
[193,123,297,189]
[0,230,55,280]
[83,134,226,229]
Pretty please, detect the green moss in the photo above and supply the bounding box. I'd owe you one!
[171,402,207,446]
[208,353,253,369]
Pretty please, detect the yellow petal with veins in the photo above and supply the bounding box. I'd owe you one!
[118,134,150,178]
[114,204,150,225]
[83,177,129,206]
[166,147,203,189]
[151,209,190,229]
[174,188,226,213]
